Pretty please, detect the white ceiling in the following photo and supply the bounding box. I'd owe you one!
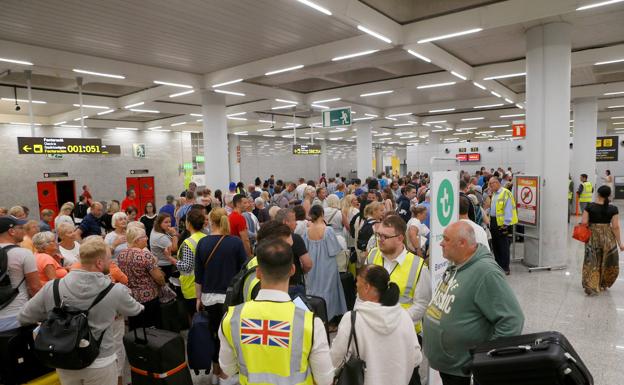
[0,0,624,144]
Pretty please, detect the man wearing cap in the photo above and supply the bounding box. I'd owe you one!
[0,216,41,332]
[159,194,177,228]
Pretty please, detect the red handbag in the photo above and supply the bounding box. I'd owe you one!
[573,224,591,243]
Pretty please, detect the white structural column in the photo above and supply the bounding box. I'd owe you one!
[228,134,240,184]
[375,147,383,175]
[571,98,598,189]
[356,124,373,180]
[201,90,230,189]
[524,23,572,268]
[597,120,607,137]
[319,140,327,176]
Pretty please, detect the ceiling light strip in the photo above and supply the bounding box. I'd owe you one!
[73,68,125,79]
[417,28,483,44]
[332,50,378,61]
[153,80,193,88]
[265,65,304,76]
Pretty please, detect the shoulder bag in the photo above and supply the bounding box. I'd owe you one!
[335,311,366,385]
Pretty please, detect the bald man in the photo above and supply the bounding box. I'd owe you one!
[422,222,524,385]
[75,202,105,239]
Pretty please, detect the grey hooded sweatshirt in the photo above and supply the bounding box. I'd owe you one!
[18,269,143,361]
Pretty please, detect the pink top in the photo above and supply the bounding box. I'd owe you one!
[35,252,67,283]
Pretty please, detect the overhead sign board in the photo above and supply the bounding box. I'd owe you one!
[322,107,351,127]
[429,171,459,288]
[130,169,149,175]
[596,136,618,162]
[456,153,481,162]
[18,137,103,155]
[292,144,321,155]
[101,145,121,155]
[43,172,68,178]
[512,120,526,137]
[515,175,540,226]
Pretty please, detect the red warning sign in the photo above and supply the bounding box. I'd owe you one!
[515,176,539,226]
[512,120,526,137]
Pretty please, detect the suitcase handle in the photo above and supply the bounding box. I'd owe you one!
[133,311,149,345]
[487,345,531,357]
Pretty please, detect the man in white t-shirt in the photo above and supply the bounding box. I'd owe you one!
[295,177,308,201]
[459,196,490,251]
[0,216,41,332]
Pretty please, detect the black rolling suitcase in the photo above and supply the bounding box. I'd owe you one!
[123,327,193,385]
[0,326,53,385]
[467,331,593,385]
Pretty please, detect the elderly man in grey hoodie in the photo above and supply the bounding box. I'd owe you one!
[19,237,143,385]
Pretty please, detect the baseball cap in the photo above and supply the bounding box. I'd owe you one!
[229,182,236,191]
[0,216,28,233]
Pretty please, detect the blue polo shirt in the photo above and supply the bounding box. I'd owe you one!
[159,203,176,227]
[78,214,103,238]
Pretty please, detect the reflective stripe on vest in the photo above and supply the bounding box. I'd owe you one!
[580,182,593,203]
[495,188,518,227]
[369,248,425,333]
[223,301,313,385]
[177,232,206,299]
[243,257,259,302]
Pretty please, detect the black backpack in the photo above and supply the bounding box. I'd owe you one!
[0,245,20,310]
[356,219,376,251]
[224,262,259,307]
[34,279,114,370]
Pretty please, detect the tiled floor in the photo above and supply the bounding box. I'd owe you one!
[507,205,624,385]
[193,206,624,385]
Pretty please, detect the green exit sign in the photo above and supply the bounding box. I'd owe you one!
[322,107,351,127]
[195,155,204,162]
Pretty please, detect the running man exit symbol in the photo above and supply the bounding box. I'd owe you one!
[340,110,348,124]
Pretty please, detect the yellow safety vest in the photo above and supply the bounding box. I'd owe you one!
[243,257,259,302]
[494,188,518,227]
[367,248,425,333]
[579,181,593,203]
[568,179,573,200]
[222,300,314,385]
[177,231,206,299]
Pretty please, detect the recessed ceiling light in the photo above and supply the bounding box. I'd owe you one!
[500,113,525,118]
[2,98,46,104]
[364,113,378,117]
[453,132,469,135]
[431,129,449,133]
[60,124,83,128]
[115,127,139,131]
[417,81,456,89]
[491,91,502,98]
[613,122,624,125]
[427,120,447,124]
[429,108,455,113]
[610,116,624,119]
[353,117,375,121]
[451,71,467,80]
[275,99,298,105]
[490,124,510,128]
[73,115,89,121]
[604,91,624,96]
[296,0,332,15]
[387,112,413,117]
[608,105,624,109]
[477,130,495,134]
[227,112,246,117]
[10,122,41,126]
[153,80,193,88]
[147,126,162,130]
[577,0,624,11]
[311,104,329,109]
[258,119,275,124]
[357,25,392,44]
[53,121,67,126]
[171,122,186,126]
[516,104,524,109]
[417,28,483,44]
[474,104,504,109]
[406,50,431,63]
[153,129,171,132]
[394,123,414,127]
[360,90,393,97]
[73,68,125,79]
[265,65,304,76]
[472,82,487,90]
[271,104,297,110]
[504,98,514,104]
[483,72,526,80]
[211,79,243,88]
[124,102,144,109]
[130,108,160,113]
[312,97,341,104]
[189,113,203,117]
[257,128,273,132]
[227,116,248,121]
[0,57,33,66]
[458,127,478,130]
[461,117,484,121]
[332,50,378,61]
[72,104,110,109]
[213,89,246,98]
[169,90,195,98]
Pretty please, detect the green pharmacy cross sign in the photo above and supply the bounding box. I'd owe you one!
[322,107,351,127]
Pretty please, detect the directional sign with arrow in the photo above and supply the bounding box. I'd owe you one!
[18,137,103,155]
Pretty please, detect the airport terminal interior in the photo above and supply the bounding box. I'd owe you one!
[0,0,624,385]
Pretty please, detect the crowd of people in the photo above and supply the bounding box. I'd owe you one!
[0,166,620,385]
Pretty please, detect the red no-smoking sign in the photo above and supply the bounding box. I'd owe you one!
[520,186,533,204]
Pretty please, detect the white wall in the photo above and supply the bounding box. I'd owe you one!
[0,124,192,214]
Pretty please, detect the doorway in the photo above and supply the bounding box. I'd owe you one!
[36,180,76,229]
[126,176,155,216]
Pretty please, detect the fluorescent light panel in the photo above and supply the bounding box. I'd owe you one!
[577,0,624,11]
[474,103,504,109]
[360,90,393,97]
[124,102,144,109]
[73,68,125,79]
[0,57,33,65]
[258,120,275,124]
[500,113,525,118]
[153,80,192,88]
[608,105,624,109]
[73,104,109,109]
[472,82,487,90]
[429,108,455,113]
[604,91,624,96]
[406,50,431,63]
[2,98,46,104]
[332,50,378,61]
[483,72,526,80]
[296,0,332,15]
[227,116,247,121]
[357,25,392,44]
[171,122,186,126]
[271,104,297,110]
[427,120,447,124]
[451,71,467,80]
[10,122,41,126]
[417,28,482,44]
[312,97,341,103]
[490,124,510,128]
[275,99,298,104]
[169,90,195,98]
[211,79,243,88]
[417,81,456,89]
[387,112,413,117]
[115,127,139,131]
[214,89,245,96]
[491,91,501,98]
[264,65,304,76]
[311,104,329,109]
[227,112,246,117]
[130,108,160,113]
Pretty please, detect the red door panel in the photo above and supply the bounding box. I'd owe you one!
[139,177,155,199]
[126,177,139,195]
[37,182,59,222]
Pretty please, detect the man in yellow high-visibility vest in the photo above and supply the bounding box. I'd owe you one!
[488,177,518,275]
[219,239,333,385]
[577,173,593,214]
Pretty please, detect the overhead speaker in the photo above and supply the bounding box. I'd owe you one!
[445,148,450,154]
[621,140,624,147]
[516,145,523,151]
[570,143,574,149]
[488,146,494,152]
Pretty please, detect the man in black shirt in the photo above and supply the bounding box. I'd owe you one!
[459,180,477,222]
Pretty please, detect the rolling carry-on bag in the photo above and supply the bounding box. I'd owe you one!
[467,331,593,385]
[123,326,192,385]
[0,326,53,385]
[187,311,215,375]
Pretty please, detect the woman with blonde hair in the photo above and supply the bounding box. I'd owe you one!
[55,202,75,229]
[324,194,344,233]
[302,185,316,218]
[56,222,81,267]
[341,194,360,248]
[20,220,40,253]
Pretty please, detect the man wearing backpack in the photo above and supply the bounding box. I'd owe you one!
[0,216,41,332]
[18,237,143,385]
